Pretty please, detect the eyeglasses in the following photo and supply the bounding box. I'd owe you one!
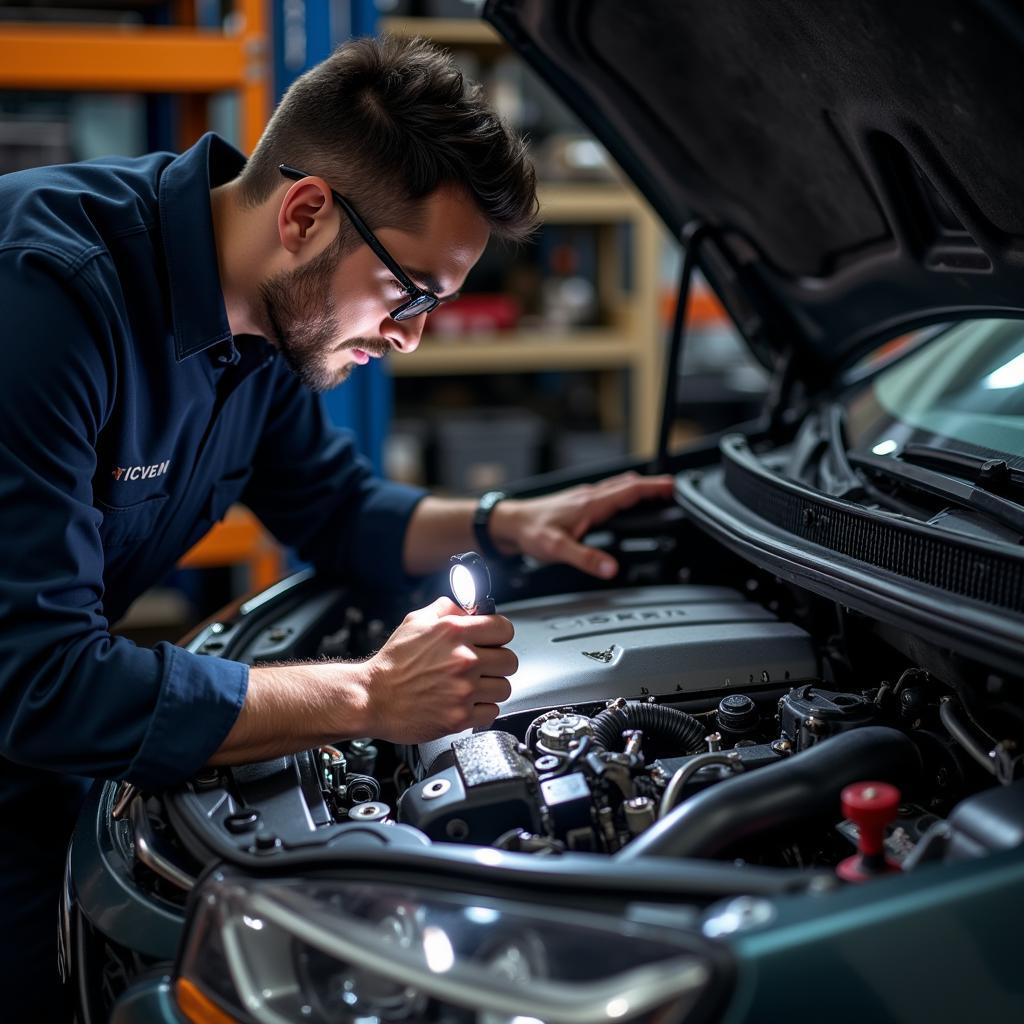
[279,164,454,322]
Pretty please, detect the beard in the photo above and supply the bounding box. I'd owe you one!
[257,245,390,392]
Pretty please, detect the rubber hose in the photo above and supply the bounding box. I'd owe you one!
[617,726,921,861]
[591,701,706,755]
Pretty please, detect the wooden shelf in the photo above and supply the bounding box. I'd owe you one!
[380,16,502,46]
[390,329,640,376]
[538,182,645,222]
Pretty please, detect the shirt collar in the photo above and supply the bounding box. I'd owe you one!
[159,132,246,363]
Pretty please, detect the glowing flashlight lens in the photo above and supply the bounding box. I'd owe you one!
[450,564,477,611]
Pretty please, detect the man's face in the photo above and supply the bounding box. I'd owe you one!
[259,186,489,392]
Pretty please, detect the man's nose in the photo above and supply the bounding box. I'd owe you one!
[388,314,426,354]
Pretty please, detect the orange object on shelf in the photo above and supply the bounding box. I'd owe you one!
[178,505,284,593]
[659,281,727,328]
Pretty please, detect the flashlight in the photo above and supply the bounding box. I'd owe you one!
[449,551,495,615]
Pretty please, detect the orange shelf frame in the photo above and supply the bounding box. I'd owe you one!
[0,0,269,151]
[0,27,249,91]
[178,506,285,593]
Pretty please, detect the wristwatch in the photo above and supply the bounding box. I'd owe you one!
[472,490,506,560]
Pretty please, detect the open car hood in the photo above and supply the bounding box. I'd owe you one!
[485,0,1024,384]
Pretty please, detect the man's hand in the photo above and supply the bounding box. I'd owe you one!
[211,597,515,763]
[401,472,675,579]
[363,596,517,743]
[490,471,675,579]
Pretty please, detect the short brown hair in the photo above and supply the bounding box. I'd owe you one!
[239,34,538,243]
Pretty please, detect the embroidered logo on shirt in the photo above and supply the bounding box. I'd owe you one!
[112,460,171,482]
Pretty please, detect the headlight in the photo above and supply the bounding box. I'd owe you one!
[174,869,711,1024]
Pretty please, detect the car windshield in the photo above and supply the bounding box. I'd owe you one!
[845,318,1024,463]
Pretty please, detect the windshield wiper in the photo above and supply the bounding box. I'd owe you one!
[899,443,1024,494]
[847,450,1024,537]
[817,405,931,518]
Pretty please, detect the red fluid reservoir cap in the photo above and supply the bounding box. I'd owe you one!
[841,781,900,857]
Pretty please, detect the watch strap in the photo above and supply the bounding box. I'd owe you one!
[472,490,506,560]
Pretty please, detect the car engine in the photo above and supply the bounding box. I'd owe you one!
[399,581,823,855]
[69,509,1024,1024]
[113,559,1022,893]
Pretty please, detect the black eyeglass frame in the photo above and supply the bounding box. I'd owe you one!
[279,163,451,322]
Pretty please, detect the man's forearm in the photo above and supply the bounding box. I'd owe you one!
[208,662,372,765]
[402,495,524,576]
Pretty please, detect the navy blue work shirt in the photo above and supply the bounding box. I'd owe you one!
[0,134,425,1016]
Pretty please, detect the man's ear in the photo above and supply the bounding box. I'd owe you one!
[277,178,334,254]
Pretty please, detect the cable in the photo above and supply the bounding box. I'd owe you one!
[938,698,998,778]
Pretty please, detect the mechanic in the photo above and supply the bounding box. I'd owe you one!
[0,34,672,1020]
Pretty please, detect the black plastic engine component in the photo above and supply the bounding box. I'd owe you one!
[541,772,594,845]
[617,727,921,861]
[779,685,878,751]
[220,752,333,837]
[398,731,542,844]
[947,779,1024,853]
[591,701,706,756]
[906,779,1024,867]
[655,742,783,800]
[835,803,939,865]
[344,774,380,805]
[716,693,759,737]
[343,739,378,776]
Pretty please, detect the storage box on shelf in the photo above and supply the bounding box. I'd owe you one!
[436,409,547,493]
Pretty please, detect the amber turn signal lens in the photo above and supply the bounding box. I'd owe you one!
[174,977,240,1024]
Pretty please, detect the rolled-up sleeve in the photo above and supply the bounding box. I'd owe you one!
[0,250,247,786]
[241,362,427,591]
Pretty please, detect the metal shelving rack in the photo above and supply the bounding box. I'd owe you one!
[0,0,271,153]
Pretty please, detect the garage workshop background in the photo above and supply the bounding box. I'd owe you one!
[0,0,765,640]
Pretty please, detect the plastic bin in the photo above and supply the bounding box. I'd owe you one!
[436,410,546,493]
[555,430,626,472]
[385,419,429,486]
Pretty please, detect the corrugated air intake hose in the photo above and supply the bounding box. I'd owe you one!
[591,701,707,755]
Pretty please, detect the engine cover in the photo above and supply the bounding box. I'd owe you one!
[418,584,817,769]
